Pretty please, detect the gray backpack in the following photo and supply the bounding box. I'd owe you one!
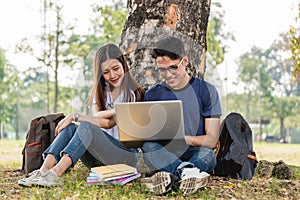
[213,112,258,180]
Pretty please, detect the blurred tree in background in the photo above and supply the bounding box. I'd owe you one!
[231,31,300,142]
[0,0,299,143]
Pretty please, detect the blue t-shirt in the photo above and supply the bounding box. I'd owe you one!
[144,76,222,136]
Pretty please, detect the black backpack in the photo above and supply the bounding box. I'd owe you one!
[21,113,65,174]
[213,112,258,180]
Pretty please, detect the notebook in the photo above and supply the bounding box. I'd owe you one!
[90,164,138,181]
[114,100,186,148]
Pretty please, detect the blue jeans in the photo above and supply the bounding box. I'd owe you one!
[43,121,139,168]
[142,142,216,174]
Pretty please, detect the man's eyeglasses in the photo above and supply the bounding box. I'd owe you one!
[157,59,183,75]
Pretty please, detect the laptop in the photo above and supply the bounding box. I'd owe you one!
[114,100,186,148]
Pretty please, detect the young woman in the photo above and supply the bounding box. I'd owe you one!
[18,44,145,187]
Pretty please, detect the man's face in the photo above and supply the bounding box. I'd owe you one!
[156,56,187,89]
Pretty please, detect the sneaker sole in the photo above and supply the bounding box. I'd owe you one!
[179,176,209,195]
[34,182,62,187]
[142,171,175,195]
[18,180,35,187]
[18,170,42,187]
[18,177,41,187]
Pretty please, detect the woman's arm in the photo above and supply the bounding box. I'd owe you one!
[75,112,116,129]
[94,109,115,118]
[55,110,116,135]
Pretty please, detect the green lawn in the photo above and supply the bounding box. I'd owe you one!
[254,142,300,166]
[0,139,299,199]
[2,139,299,166]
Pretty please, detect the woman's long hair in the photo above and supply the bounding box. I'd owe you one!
[89,44,144,112]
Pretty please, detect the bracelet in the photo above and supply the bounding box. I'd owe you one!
[74,113,80,122]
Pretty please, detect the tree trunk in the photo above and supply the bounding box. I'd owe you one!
[120,0,211,88]
[54,7,61,113]
[0,121,3,139]
[279,117,285,141]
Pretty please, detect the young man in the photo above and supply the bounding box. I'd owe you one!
[141,37,222,195]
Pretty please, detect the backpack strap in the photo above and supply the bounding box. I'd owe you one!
[247,153,257,161]
[44,113,65,143]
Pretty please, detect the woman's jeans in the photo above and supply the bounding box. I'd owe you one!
[43,121,139,168]
[142,141,216,175]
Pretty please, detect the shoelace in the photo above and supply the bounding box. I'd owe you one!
[26,170,41,178]
[175,164,195,180]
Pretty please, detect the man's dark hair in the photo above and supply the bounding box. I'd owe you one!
[152,37,185,60]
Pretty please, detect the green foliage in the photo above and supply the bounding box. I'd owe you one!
[0,49,22,136]
[0,50,9,124]
[269,96,300,119]
[207,19,224,67]
[0,0,128,136]
[264,96,300,139]
[236,37,300,141]
[63,0,127,114]
[236,46,273,97]
[0,48,5,80]
[288,3,300,80]
[266,34,299,96]
[90,0,127,44]
[207,1,234,67]
[226,92,259,121]
[225,92,300,141]
[289,26,300,78]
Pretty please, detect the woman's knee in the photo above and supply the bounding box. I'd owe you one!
[60,123,77,138]
[76,121,93,136]
[77,121,91,130]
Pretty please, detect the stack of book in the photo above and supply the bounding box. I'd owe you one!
[86,164,141,186]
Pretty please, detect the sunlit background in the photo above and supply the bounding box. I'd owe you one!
[0,0,299,143]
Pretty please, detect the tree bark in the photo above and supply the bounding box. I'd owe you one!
[54,8,60,113]
[279,117,285,141]
[120,0,211,88]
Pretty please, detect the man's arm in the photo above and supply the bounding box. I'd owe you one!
[185,117,220,149]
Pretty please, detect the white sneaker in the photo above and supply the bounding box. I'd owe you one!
[141,171,175,195]
[178,167,210,195]
[18,170,44,187]
[35,169,63,187]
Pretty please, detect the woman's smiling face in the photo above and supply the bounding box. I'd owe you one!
[101,59,125,88]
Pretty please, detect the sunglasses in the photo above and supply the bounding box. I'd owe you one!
[157,59,183,75]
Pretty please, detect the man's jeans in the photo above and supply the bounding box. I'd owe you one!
[43,121,139,168]
[142,141,216,174]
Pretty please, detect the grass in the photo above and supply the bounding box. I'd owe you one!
[0,139,24,166]
[254,142,300,166]
[0,139,300,199]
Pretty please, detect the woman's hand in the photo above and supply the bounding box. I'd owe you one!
[93,109,116,128]
[55,114,74,136]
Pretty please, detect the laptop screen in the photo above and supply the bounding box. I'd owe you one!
[114,100,185,148]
